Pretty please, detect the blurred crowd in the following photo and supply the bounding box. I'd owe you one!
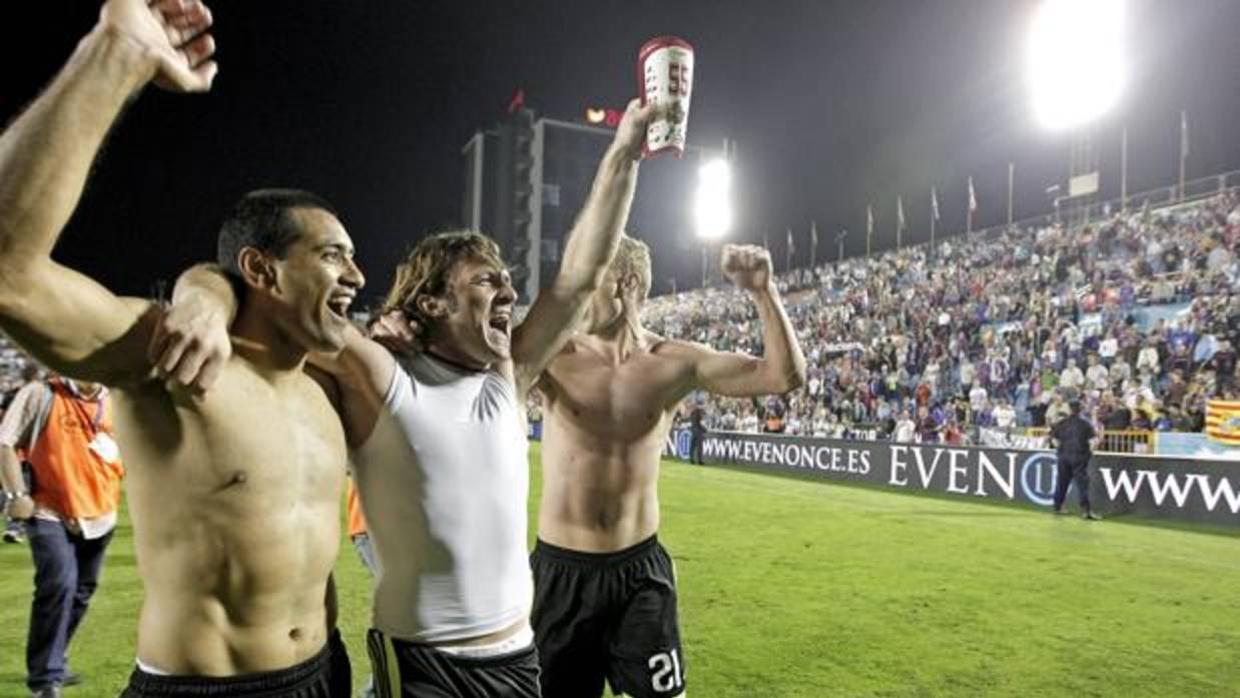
[648,192,1240,443]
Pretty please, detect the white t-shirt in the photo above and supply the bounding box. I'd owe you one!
[351,354,532,643]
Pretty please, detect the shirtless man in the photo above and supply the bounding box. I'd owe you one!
[531,239,806,698]
[0,1,358,695]
[173,98,659,697]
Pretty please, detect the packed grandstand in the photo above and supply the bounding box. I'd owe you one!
[648,189,1240,447]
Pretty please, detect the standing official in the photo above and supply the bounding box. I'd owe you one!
[1050,400,1102,520]
[0,378,124,698]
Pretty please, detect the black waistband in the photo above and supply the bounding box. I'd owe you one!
[534,535,660,567]
[124,630,342,696]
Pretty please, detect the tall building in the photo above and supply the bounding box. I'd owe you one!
[463,107,723,302]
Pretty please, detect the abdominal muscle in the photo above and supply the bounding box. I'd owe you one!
[129,496,338,675]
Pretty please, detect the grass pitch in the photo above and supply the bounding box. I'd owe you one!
[2,443,1238,697]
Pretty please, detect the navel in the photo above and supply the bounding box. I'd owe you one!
[215,470,248,492]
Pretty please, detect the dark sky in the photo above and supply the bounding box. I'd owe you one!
[2,1,1238,302]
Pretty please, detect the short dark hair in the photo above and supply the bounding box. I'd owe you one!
[216,189,339,279]
[1069,400,1083,415]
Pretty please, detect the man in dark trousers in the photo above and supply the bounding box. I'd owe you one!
[1050,400,1102,520]
[688,402,706,465]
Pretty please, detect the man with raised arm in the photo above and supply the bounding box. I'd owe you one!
[530,240,806,698]
[172,99,659,697]
[0,1,358,695]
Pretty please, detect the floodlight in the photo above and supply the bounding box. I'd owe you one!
[1028,0,1126,130]
[693,158,733,240]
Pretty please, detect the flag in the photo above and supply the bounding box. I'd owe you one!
[866,205,874,237]
[763,230,770,251]
[896,195,906,232]
[968,176,977,214]
[931,187,940,221]
[507,88,526,114]
[1206,399,1240,445]
[1180,110,1190,160]
[810,220,818,249]
[786,227,794,254]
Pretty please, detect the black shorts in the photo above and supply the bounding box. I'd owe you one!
[366,628,541,698]
[531,536,684,698]
[119,629,351,697]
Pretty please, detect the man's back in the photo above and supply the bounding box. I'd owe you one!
[115,354,347,675]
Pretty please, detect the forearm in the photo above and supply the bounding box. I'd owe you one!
[0,447,25,494]
[556,146,640,295]
[0,28,154,269]
[752,284,808,391]
[172,263,239,324]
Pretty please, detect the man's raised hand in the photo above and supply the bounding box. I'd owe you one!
[99,0,218,92]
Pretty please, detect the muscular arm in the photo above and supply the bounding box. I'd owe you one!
[688,246,807,397]
[0,2,216,385]
[694,285,807,396]
[512,99,656,395]
[171,264,395,444]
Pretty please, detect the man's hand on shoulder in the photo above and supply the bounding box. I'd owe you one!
[148,295,231,395]
[367,309,421,357]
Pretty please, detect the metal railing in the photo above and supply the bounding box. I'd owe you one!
[1026,427,1157,454]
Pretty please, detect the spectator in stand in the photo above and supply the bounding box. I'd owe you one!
[993,399,1017,429]
[1060,359,1085,393]
[1085,354,1111,393]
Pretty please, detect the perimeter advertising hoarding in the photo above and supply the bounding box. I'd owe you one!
[665,430,1240,526]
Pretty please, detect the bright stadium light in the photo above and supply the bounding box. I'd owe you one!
[1027,0,1126,130]
[693,158,733,240]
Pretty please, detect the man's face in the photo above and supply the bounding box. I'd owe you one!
[431,255,516,366]
[267,208,365,354]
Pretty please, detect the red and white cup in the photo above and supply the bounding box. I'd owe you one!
[638,36,695,158]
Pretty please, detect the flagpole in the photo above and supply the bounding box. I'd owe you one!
[866,205,873,257]
[1120,126,1128,212]
[1179,109,1188,201]
[930,187,937,248]
[810,221,818,268]
[785,228,793,272]
[1007,162,1014,226]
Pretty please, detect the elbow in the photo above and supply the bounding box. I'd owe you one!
[772,361,807,394]
[785,364,808,393]
[0,265,34,317]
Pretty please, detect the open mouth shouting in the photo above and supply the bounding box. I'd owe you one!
[486,311,512,349]
[326,293,355,322]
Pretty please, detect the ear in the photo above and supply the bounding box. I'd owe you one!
[416,293,449,321]
[237,247,278,291]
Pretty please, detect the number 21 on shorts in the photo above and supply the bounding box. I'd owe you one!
[649,649,684,693]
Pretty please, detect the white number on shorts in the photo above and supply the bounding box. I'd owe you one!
[649,649,684,693]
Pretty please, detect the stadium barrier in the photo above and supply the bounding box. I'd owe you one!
[665,429,1240,526]
[1026,427,1156,454]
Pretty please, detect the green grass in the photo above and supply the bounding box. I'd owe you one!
[3,443,1240,697]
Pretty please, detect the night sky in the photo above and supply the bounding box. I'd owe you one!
[2,1,1238,302]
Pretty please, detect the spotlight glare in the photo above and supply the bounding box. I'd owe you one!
[1028,0,1126,130]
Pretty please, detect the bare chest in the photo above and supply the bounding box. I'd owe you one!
[543,352,686,440]
[114,367,347,507]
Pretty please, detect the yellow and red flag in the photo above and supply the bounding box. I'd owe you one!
[1205,399,1240,445]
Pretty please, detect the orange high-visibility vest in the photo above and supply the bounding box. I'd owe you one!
[346,477,368,537]
[29,380,124,519]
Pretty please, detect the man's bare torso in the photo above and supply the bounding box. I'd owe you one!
[538,333,696,552]
[114,355,346,675]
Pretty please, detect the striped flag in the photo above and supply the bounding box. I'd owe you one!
[931,186,940,221]
[897,195,906,232]
[866,205,874,238]
[968,176,978,214]
[1206,399,1240,445]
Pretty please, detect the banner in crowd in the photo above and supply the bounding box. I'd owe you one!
[665,430,1239,526]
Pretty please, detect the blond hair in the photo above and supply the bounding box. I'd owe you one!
[382,230,506,339]
[612,234,651,301]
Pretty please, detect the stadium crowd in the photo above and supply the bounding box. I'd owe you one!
[649,191,1240,443]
